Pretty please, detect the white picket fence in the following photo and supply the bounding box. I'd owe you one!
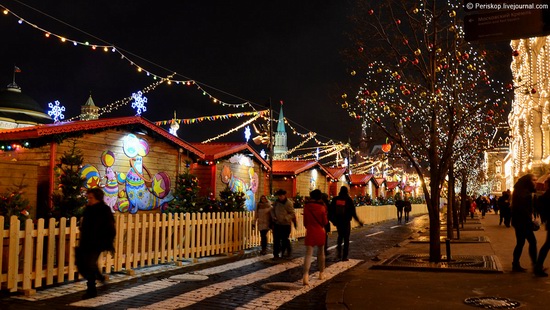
[1,204,427,295]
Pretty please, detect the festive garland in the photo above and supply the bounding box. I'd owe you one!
[201,115,261,143]
[1,4,254,110]
[155,110,268,126]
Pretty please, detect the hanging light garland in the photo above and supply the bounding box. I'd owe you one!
[154,110,268,126]
[1,4,254,110]
[201,115,261,143]
[2,3,359,164]
[63,79,165,122]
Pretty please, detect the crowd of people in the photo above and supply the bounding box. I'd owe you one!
[464,174,550,277]
[506,174,550,277]
[254,186,363,286]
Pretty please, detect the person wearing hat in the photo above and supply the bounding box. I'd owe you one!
[271,189,297,259]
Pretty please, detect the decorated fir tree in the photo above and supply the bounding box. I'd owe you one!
[218,186,246,212]
[164,167,202,213]
[51,139,87,219]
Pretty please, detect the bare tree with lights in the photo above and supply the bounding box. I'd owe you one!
[342,0,510,261]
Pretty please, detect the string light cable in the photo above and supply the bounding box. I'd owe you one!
[2,1,356,157]
[0,2,261,110]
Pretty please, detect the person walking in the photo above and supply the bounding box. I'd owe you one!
[404,197,412,222]
[498,191,511,227]
[511,174,538,272]
[395,195,405,224]
[535,178,550,277]
[254,195,273,255]
[76,187,116,299]
[321,193,332,256]
[469,198,477,219]
[329,186,363,261]
[271,189,297,259]
[302,189,328,285]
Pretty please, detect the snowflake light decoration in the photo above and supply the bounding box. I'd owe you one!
[260,149,266,159]
[244,126,251,142]
[47,100,65,122]
[131,91,148,115]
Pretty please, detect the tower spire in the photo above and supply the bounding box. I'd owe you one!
[273,101,288,159]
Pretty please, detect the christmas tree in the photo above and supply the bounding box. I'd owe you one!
[164,165,202,213]
[218,186,246,212]
[51,139,87,219]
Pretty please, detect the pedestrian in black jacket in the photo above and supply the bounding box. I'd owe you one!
[329,186,363,261]
[76,188,116,299]
[535,178,550,277]
[395,197,405,224]
[498,191,511,227]
[511,174,537,273]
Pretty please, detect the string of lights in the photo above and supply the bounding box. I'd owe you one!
[154,110,268,126]
[0,4,255,110]
[63,79,166,122]
[201,115,261,143]
[2,2,359,165]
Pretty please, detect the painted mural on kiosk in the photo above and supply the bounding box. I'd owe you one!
[79,134,174,213]
[221,154,259,211]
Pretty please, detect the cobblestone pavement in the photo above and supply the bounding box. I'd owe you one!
[0,215,428,309]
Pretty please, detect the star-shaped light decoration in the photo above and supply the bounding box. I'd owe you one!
[47,100,65,123]
[260,149,266,159]
[131,91,148,115]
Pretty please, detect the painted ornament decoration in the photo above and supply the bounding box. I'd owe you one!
[80,164,100,188]
[381,138,391,153]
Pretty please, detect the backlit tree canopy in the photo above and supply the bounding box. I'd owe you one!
[342,0,511,261]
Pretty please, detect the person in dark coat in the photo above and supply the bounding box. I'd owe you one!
[395,196,405,224]
[404,197,412,222]
[329,186,363,261]
[535,178,550,277]
[76,188,116,299]
[498,190,511,227]
[321,193,332,256]
[511,174,538,273]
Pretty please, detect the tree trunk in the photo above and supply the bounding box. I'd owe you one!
[460,170,468,228]
[447,167,455,240]
[428,179,441,262]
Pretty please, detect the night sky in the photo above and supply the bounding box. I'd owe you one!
[0,0,359,148]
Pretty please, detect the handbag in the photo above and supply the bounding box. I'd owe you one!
[531,193,541,231]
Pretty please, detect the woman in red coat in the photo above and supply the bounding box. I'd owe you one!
[302,189,328,285]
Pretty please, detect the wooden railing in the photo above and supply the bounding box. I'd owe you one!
[1,204,427,295]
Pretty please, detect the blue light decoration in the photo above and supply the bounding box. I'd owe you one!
[316,147,319,161]
[131,91,148,115]
[260,149,266,159]
[244,126,251,142]
[47,100,65,122]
